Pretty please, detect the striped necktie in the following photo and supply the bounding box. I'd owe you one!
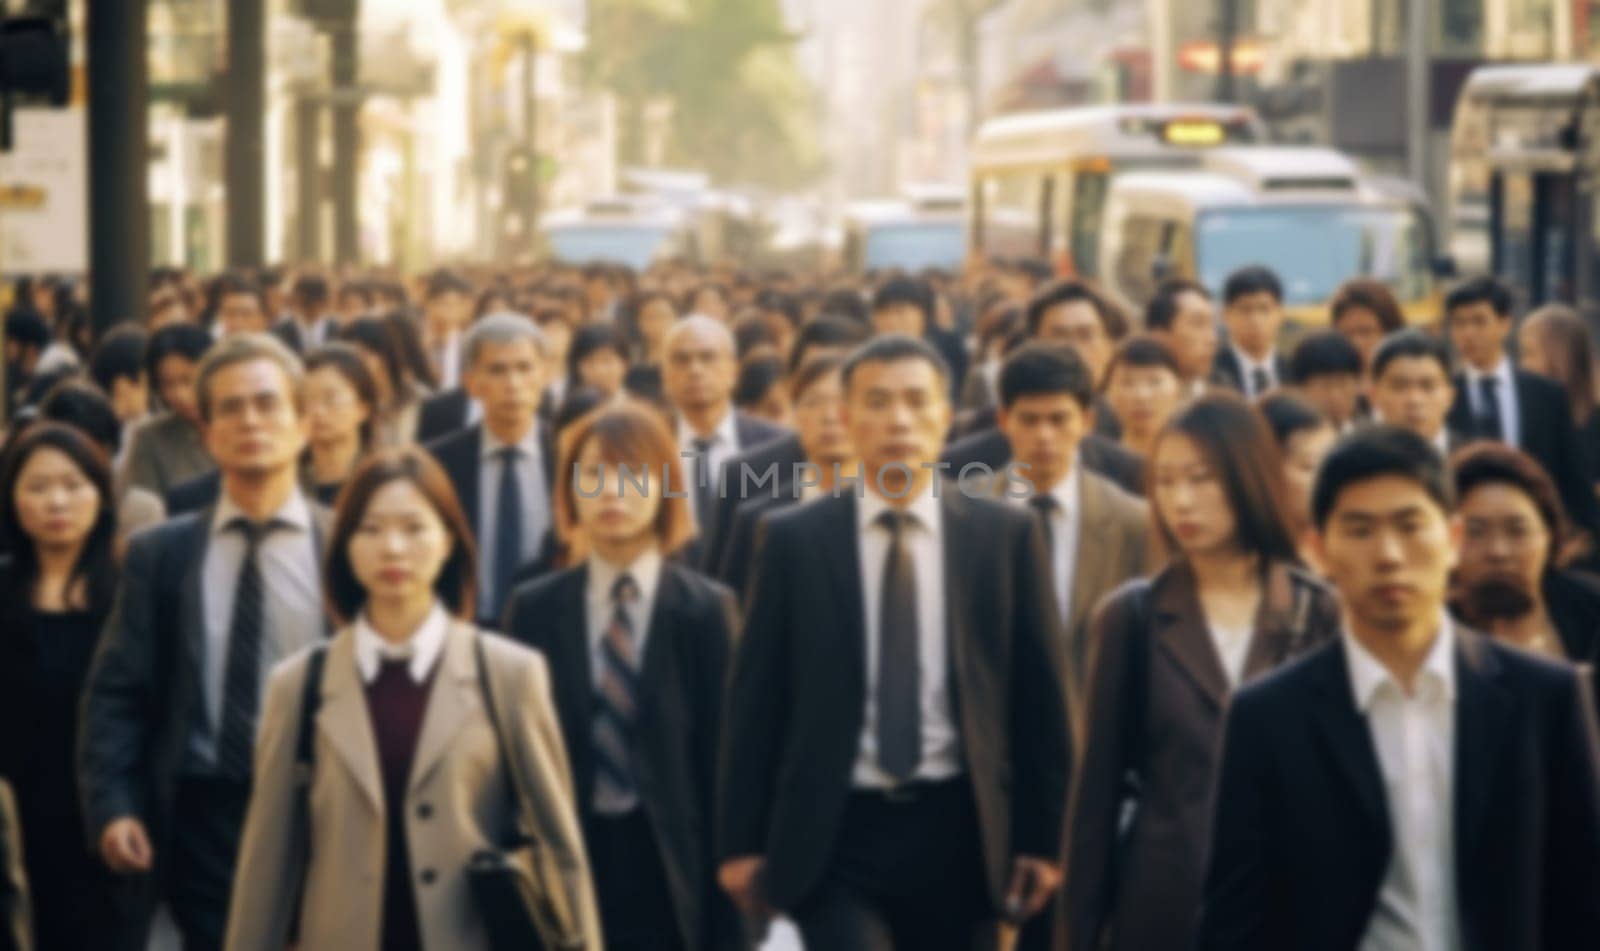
[592,573,642,813]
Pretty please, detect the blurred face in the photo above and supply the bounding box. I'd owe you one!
[872,302,926,338]
[571,437,661,549]
[1457,482,1550,598]
[578,348,627,396]
[1152,432,1238,557]
[216,292,268,337]
[792,371,852,465]
[1161,290,1218,380]
[692,287,729,322]
[348,478,453,607]
[1517,324,1549,376]
[638,299,677,351]
[156,354,201,425]
[1106,363,1184,442]
[1448,301,1509,372]
[1300,373,1362,428]
[466,338,545,438]
[110,374,149,423]
[1314,476,1457,633]
[845,358,951,498]
[426,290,472,333]
[1283,425,1337,530]
[202,358,308,478]
[540,321,573,368]
[1373,356,1454,440]
[12,447,100,551]
[997,393,1089,492]
[1335,307,1387,369]
[1224,290,1283,361]
[1036,300,1113,384]
[663,325,737,413]
[304,366,371,446]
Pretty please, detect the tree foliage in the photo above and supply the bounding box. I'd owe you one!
[585,0,824,188]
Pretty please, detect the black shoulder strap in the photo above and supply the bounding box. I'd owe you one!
[288,644,328,944]
[1122,579,1153,791]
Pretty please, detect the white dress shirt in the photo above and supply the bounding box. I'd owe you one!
[852,487,962,789]
[1343,618,1461,951]
[1207,621,1254,688]
[585,548,664,688]
[1464,356,1519,447]
[477,425,550,616]
[194,488,323,765]
[354,601,451,684]
[677,408,741,528]
[1233,345,1278,398]
[1008,461,1079,626]
[433,331,463,390]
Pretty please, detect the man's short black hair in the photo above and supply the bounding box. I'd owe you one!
[291,273,330,307]
[89,325,147,392]
[841,334,949,391]
[4,307,50,349]
[1291,330,1364,383]
[819,287,869,325]
[1025,279,1127,340]
[40,379,123,454]
[1144,278,1211,331]
[757,290,804,328]
[1444,274,1514,320]
[789,315,870,373]
[1312,425,1453,529]
[998,343,1094,412]
[144,323,214,382]
[425,269,473,300]
[1371,329,1452,381]
[209,270,266,311]
[1223,265,1283,306]
[871,277,934,325]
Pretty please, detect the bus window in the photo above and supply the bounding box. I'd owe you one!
[1071,170,1109,278]
[1111,214,1169,308]
[985,173,1043,258]
[1494,171,1536,297]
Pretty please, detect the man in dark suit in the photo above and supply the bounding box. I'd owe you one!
[1023,279,1125,439]
[870,276,969,400]
[269,273,335,355]
[504,400,740,951]
[1443,275,1599,533]
[1210,265,1290,398]
[414,385,477,443]
[718,335,1071,950]
[1145,278,1220,397]
[164,468,222,516]
[1199,426,1600,950]
[1368,331,1470,455]
[941,425,1145,498]
[80,333,331,950]
[425,313,555,625]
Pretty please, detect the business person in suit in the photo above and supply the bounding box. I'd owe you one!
[269,273,335,356]
[942,421,1145,499]
[424,312,555,626]
[1144,279,1220,398]
[718,335,1071,950]
[414,385,477,444]
[1061,393,1340,951]
[1199,426,1600,950]
[716,355,858,600]
[1368,331,1470,456]
[1444,275,1600,536]
[1210,266,1290,399]
[80,333,331,950]
[224,447,600,951]
[121,323,215,501]
[505,401,739,951]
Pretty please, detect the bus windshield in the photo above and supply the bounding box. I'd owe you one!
[543,225,674,270]
[1196,205,1431,306]
[861,222,965,271]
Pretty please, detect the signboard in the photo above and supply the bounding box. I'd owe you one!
[0,107,87,275]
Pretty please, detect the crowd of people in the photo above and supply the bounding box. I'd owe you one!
[0,257,1597,951]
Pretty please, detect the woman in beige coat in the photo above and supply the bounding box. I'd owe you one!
[225,447,601,951]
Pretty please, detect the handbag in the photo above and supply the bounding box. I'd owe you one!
[468,635,587,951]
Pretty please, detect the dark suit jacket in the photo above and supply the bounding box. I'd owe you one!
[1063,560,1340,951]
[269,318,330,356]
[1448,368,1600,533]
[940,429,1146,497]
[415,386,473,445]
[504,561,740,951]
[717,491,1071,911]
[1210,348,1289,395]
[1198,629,1600,951]
[424,422,556,586]
[164,470,221,516]
[695,424,798,575]
[714,492,799,602]
[77,505,333,941]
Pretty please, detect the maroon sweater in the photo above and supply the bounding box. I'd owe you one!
[365,659,438,951]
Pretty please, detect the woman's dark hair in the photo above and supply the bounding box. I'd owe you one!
[1330,278,1405,335]
[324,447,477,625]
[381,310,439,391]
[1450,442,1568,566]
[733,351,786,411]
[1311,425,1453,529]
[1257,391,1331,451]
[143,323,213,387]
[339,317,409,401]
[39,380,122,455]
[619,290,678,361]
[304,343,381,450]
[565,323,630,389]
[1102,334,1181,392]
[89,325,147,394]
[1152,393,1300,562]
[0,423,118,620]
[731,312,776,359]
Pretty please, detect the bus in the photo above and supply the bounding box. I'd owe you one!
[1447,64,1600,307]
[1097,147,1442,327]
[539,199,691,271]
[967,103,1265,278]
[840,188,967,274]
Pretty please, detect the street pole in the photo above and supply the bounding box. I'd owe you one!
[295,97,320,263]
[86,0,148,334]
[1216,0,1237,103]
[225,0,266,269]
[331,9,360,267]
[1405,0,1431,201]
[524,32,539,249]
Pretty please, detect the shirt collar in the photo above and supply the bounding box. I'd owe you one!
[587,546,664,610]
[480,423,542,460]
[678,408,738,451]
[857,481,942,536]
[1013,455,1080,518]
[211,486,313,536]
[1233,345,1274,377]
[1342,614,1457,711]
[1467,356,1513,386]
[354,601,451,684]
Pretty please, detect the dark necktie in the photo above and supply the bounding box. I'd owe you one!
[494,447,522,613]
[1478,376,1504,441]
[593,574,641,811]
[1250,365,1271,397]
[216,517,283,781]
[876,510,921,782]
[1028,493,1059,556]
[691,436,716,528]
